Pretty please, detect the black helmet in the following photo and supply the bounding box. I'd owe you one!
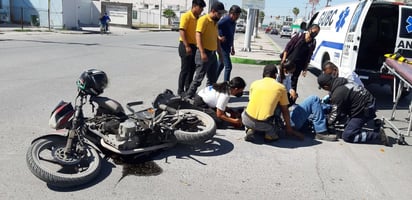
[77,69,108,96]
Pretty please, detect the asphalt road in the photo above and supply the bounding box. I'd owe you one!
[1,29,411,200]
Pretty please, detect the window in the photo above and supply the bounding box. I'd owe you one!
[132,10,137,19]
[349,1,366,32]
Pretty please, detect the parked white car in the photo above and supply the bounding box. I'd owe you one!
[171,21,179,31]
[235,23,245,33]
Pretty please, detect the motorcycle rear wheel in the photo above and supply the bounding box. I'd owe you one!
[174,109,216,144]
[26,135,101,188]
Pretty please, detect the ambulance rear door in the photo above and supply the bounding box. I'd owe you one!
[340,0,373,73]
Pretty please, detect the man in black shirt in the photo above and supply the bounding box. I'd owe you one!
[317,73,389,146]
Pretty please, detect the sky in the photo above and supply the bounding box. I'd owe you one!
[221,0,359,24]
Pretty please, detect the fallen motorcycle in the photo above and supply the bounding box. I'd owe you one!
[26,69,216,188]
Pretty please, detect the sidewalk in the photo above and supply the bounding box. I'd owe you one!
[231,32,282,65]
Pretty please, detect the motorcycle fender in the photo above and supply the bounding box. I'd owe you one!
[30,130,68,144]
[30,130,103,154]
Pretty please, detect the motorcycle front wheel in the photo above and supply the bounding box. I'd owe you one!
[26,135,101,188]
[174,109,216,144]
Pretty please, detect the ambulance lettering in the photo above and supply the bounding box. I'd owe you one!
[397,40,412,49]
[318,9,338,27]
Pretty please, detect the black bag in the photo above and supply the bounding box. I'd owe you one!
[153,89,194,110]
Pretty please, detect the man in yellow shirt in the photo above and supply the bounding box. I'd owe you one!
[242,64,304,142]
[185,1,226,98]
[177,0,206,96]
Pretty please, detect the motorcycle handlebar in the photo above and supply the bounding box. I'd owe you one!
[158,104,177,114]
[126,101,143,113]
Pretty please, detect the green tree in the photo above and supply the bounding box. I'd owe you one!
[259,11,265,24]
[163,9,176,25]
[292,7,300,20]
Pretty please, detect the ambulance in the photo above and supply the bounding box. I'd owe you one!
[307,0,412,87]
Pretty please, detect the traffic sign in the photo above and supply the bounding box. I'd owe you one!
[242,0,265,10]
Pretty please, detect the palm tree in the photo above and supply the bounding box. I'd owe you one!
[163,9,176,25]
[292,7,300,20]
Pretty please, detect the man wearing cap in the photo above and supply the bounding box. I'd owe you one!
[216,5,241,82]
[317,73,389,145]
[177,0,206,96]
[242,64,304,142]
[185,1,226,98]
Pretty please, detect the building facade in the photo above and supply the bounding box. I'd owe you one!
[0,0,216,29]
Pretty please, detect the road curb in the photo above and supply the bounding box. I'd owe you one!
[231,57,280,65]
[230,33,282,65]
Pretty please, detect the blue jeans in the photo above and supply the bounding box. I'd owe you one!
[290,95,328,133]
[186,49,218,97]
[217,49,232,82]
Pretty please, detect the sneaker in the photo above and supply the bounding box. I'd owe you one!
[264,133,279,143]
[373,119,383,132]
[244,128,255,142]
[380,128,389,146]
[315,132,338,142]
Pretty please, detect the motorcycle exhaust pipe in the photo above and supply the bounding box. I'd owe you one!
[158,104,177,114]
[100,139,176,155]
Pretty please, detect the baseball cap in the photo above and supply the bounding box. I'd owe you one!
[211,1,227,14]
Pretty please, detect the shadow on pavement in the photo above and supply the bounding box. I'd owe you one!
[154,137,235,165]
[246,129,322,149]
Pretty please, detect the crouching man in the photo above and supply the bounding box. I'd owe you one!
[317,73,389,145]
[242,64,304,142]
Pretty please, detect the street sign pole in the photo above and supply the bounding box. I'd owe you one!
[241,0,265,51]
[242,8,258,52]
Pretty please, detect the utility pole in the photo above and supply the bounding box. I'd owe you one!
[159,0,162,30]
[48,0,51,30]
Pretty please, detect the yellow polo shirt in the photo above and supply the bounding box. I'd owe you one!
[179,10,197,45]
[196,14,218,51]
[246,77,289,121]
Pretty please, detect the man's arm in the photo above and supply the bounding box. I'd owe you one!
[281,35,299,63]
[196,31,207,62]
[217,36,223,62]
[280,105,304,140]
[179,28,192,55]
[328,88,346,125]
[216,108,242,127]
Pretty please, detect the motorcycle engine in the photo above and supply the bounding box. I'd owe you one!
[103,119,143,150]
